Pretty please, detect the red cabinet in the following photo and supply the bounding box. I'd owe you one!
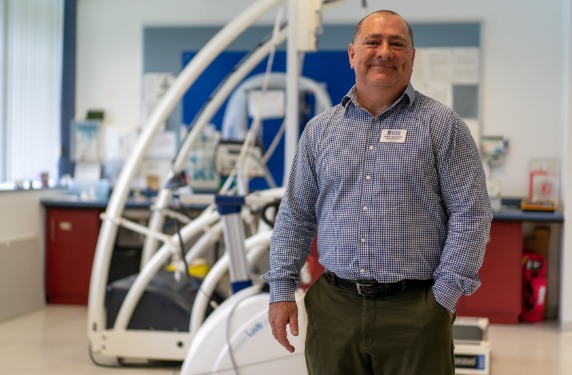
[45,207,102,304]
[456,220,523,324]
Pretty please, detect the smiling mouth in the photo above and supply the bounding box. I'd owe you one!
[372,65,395,70]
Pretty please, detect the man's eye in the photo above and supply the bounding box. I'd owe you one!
[365,40,379,46]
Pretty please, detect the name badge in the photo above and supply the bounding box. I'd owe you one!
[380,129,407,143]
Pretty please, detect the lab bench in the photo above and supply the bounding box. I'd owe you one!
[41,196,179,305]
[41,196,564,325]
[42,195,212,305]
[456,203,564,324]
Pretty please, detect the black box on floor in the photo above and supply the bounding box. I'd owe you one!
[105,268,222,331]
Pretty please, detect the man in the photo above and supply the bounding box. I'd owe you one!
[263,10,492,375]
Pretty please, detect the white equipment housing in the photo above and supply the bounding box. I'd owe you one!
[181,287,308,374]
[455,341,492,375]
[453,317,492,375]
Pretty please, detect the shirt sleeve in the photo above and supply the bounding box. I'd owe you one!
[262,124,319,303]
[431,112,493,312]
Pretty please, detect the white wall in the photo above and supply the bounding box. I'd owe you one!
[0,189,65,322]
[561,0,572,330]
[76,0,572,325]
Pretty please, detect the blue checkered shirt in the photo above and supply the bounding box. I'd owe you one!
[263,84,493,312]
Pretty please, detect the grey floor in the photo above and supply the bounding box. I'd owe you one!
[1,305,571,374]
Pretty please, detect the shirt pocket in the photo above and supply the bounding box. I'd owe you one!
[376,129,436,192]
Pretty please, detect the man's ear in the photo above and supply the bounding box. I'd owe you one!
[348,43,355,69]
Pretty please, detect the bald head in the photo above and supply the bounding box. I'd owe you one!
[352,10,414,48]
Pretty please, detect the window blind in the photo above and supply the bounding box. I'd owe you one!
[3,0,63,183]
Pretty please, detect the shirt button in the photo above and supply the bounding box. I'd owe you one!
[366,175,371,180]
[368,145,374,150]
[360,269,366,274]
[363,206,368,212]
[360,237,366,243]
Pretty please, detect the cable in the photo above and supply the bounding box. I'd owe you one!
[228,5,284,195]
[169,192,192,279]
[224,288,262,375]
[170,191,220,310]
[262,118,285,164]
[226,299,242,375]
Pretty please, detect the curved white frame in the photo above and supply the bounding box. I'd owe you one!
[87,0,284,362]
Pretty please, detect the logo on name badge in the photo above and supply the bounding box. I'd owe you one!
[380,129,407,143]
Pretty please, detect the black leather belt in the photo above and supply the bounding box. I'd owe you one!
[325,270,434,298]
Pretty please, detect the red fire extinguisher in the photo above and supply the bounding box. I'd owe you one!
[521,250,547,323]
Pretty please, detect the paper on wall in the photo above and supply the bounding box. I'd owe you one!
[464,118,480,149]
[146,130,177,159]
[74,162,101,181]
[411,48,428,87]
[140,73,176,129]
[426,48,453,83]
[452,48,479,84]
[71,120,101,162]
[103,126,137,162]
[413,47,479,85]
[418,82,453,108]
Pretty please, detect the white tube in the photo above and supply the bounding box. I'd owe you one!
[184,220,224,264]
[189,230,272,335]
[140,188,173,267]
[285,0,300,182]
[100,213,177,248]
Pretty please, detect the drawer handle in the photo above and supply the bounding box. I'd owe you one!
[59,221,72,231]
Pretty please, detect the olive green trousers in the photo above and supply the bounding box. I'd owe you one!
[304,274,455,375]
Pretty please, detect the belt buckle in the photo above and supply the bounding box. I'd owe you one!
[355,281,375,296]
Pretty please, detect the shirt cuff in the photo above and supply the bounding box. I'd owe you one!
[268,279,298,304]
[432,279,463,313]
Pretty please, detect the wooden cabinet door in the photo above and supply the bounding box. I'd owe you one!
[46,208,101,304]
[456,220,523,324]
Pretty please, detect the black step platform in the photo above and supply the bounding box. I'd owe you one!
[105,268,223,331]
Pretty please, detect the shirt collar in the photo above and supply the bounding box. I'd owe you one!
[342,83,417,110]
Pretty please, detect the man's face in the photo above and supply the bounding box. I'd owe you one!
[348,13,415,93]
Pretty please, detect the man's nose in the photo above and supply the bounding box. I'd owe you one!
[376,43,393,60]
